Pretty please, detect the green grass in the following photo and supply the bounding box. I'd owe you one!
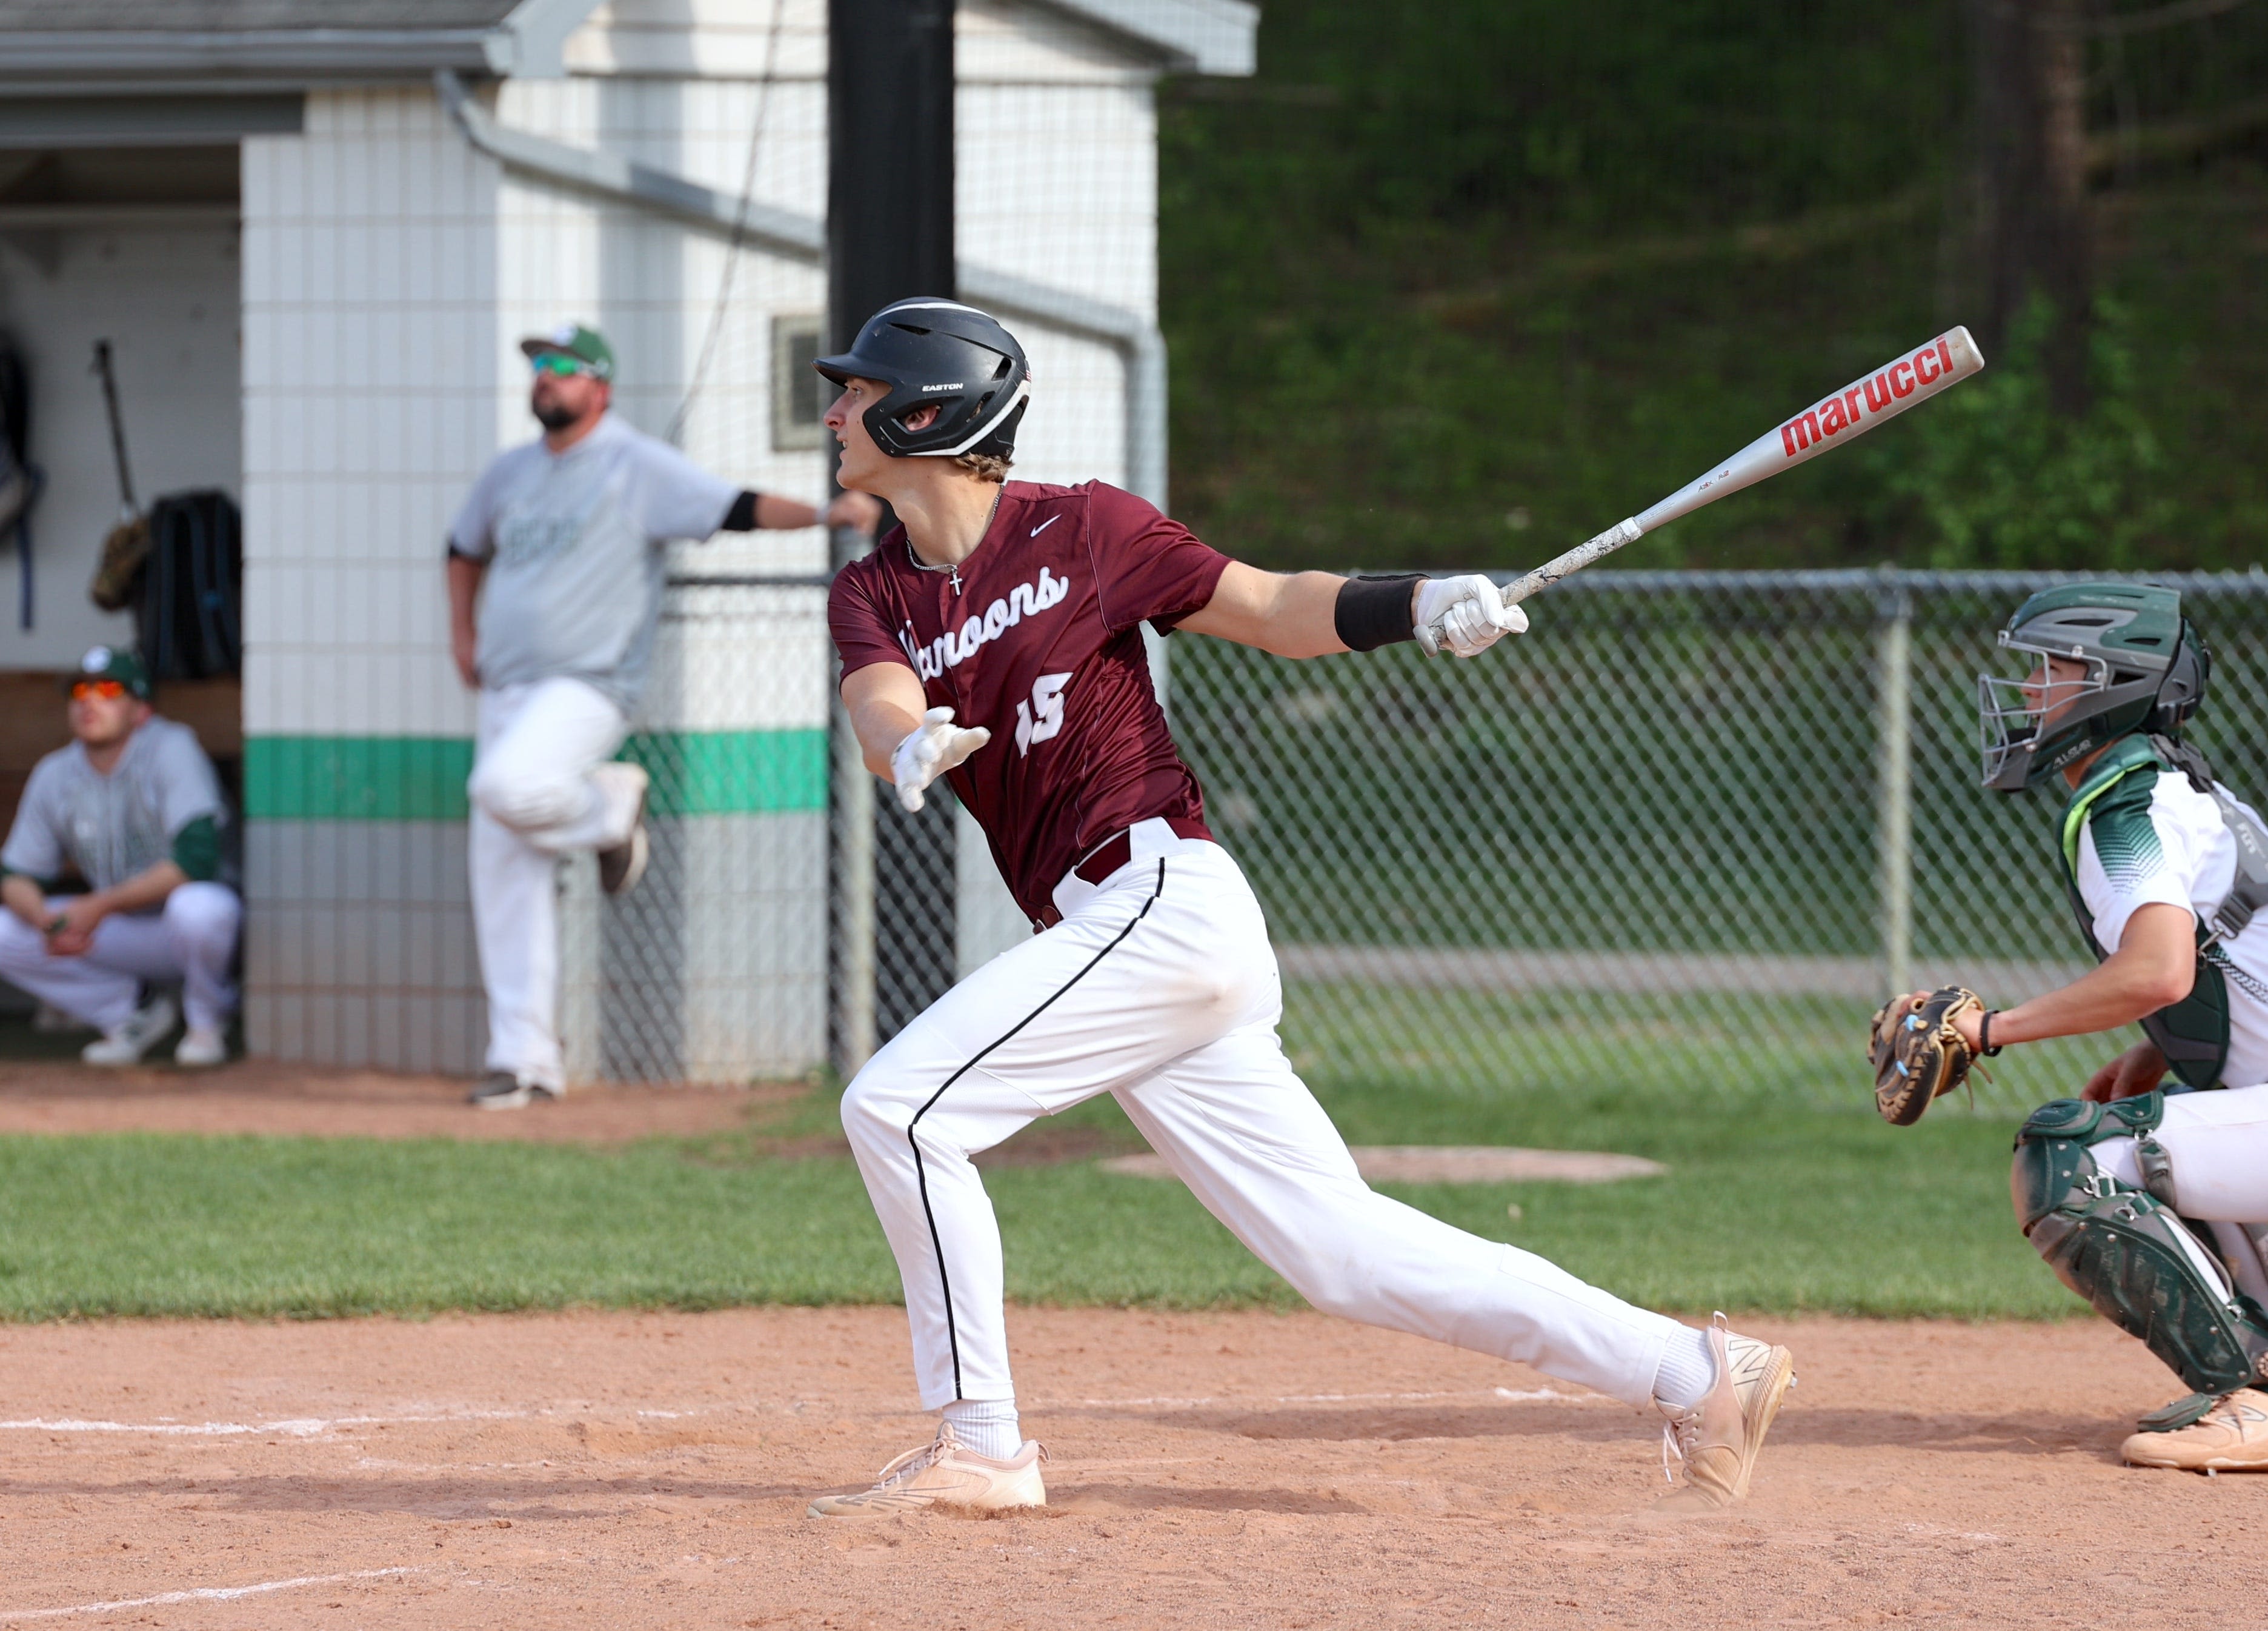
[0,1075,2072,1323]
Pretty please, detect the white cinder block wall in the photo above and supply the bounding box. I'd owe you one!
[240,88,501,1072]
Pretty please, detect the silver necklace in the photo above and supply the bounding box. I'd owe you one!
[906,488,1001,595]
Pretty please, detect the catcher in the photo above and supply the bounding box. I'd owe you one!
[1873,583,2268,1473]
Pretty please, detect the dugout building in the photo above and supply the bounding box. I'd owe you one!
[0,0,1257,1082]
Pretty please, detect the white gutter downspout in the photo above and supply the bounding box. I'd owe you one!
[434,69,1167,510]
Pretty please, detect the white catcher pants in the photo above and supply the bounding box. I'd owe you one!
[468,676,642,1089]
[842,824,1683,1413]
[0,882,241,1033]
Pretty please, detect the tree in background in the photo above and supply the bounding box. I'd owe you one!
[1160,0,2268,573]
[1967,0,2096,416]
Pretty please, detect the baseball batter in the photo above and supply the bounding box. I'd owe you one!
[1880,584,2268,1472]
[447,323,876,1109]
[807,298,1797,1517]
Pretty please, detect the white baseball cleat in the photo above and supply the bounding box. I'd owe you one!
[81,993,178,1067]
[1654,1313,1797,1509]
[173,1025,228,1068]
[806,1424,1047,1517]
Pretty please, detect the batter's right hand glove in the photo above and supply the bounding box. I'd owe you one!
[1414,575,1529,659]
[890,706,990,813]
[1867,986,1984,1126]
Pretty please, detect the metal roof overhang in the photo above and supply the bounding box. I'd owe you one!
[0,0,603,95]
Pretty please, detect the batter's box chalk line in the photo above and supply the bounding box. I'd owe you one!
[0,1569,421,1622]
[0,1403,728,1439]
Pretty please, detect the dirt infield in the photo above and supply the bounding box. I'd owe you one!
[1,1306,2260,1629]
[0,1056,773,1144]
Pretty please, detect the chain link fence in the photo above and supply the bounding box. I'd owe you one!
[1165,569,2268,1115]
[555,567,2268,1111]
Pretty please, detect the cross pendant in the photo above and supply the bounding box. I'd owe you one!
[948,564,963,594]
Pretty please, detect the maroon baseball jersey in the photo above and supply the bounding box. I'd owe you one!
[830,480,1231,926]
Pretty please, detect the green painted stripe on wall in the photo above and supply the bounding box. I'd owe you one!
[244,736,475,821]
[621,729,829,816]
[245,730,827,821]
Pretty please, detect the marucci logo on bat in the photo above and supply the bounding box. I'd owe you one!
[1781,336,1958,456]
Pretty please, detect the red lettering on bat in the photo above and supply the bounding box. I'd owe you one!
[1843,387,1864,423]
[1781,410,1823,456]
[1863,372,1894,413]
[1914,347,1941,385]
[1937,337,1953,373]
[1820,396,1849,435]
[1889,359,1915,397]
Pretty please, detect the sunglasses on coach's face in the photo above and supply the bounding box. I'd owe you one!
[530,354,599,378]
[70,680,128,701]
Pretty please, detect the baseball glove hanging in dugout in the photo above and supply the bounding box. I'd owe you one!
[1869,986,1985,1125]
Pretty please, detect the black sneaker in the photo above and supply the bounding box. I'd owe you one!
[598,822,650,896]
[467,1072,560,1110]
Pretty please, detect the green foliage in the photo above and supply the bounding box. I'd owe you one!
[1159,1,2268,572]
[1874,298,2173,567]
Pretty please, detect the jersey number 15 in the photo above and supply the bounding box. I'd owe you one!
[1015,673,1072,757]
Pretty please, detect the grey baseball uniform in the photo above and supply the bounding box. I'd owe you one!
[0,718,240,1035]
[448,413,743,1093]
[1,718,230,892]
[447,414,740,712]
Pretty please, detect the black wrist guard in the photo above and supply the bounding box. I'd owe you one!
[721,490,762,532]
[1334,574,1423,652]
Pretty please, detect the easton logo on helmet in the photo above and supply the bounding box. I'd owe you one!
[920,383,964,393]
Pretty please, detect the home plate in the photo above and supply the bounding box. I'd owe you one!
[1096,1147,1667,1183]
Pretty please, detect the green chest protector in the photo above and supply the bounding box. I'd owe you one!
[2059,736,2268,1090]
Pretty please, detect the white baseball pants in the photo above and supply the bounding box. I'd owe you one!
[468,676,640,1090]
[841,824,1683,1413]
[0,882,242,1032]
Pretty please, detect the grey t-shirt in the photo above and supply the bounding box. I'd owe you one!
[1,718,230,896]
[448,416,739,710]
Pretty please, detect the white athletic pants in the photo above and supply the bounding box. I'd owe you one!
[0,882,241,1033]
[468,676,637,1089]
[840,826,1683,1413]
[2096,1085,2268,1222]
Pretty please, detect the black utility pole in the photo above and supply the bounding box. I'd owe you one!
[828,0,960,1047]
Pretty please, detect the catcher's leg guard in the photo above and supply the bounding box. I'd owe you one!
[2012,1091,2268,1397]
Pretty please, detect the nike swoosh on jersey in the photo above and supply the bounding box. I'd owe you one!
[1030,515,1061,538]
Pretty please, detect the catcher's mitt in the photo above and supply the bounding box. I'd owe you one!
[1869,986,1984,1126]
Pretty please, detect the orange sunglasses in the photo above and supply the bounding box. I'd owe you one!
[70,679,129,701]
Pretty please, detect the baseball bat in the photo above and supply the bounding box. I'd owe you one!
[1440,327,1985,633]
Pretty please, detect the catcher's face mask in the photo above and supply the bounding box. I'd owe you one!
[1977,584,2185,793]
[1979,645,2104,791]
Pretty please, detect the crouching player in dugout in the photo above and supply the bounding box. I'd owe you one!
[1886,584,2268,1472]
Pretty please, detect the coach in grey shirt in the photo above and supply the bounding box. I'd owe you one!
[0,645,240,1067]
[446,323,876,1110]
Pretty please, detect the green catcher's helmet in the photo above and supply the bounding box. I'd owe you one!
[1979,583,2210,792]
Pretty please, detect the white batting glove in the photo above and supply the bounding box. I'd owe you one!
[890,706,991,813]
[1413,575,1529,658]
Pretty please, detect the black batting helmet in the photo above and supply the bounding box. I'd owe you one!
[813,298,1030,460]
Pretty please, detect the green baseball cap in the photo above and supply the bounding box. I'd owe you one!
[65,644,151,699]
[519,322,616,381]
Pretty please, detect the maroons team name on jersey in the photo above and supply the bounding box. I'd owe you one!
[897,566,1072,679]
